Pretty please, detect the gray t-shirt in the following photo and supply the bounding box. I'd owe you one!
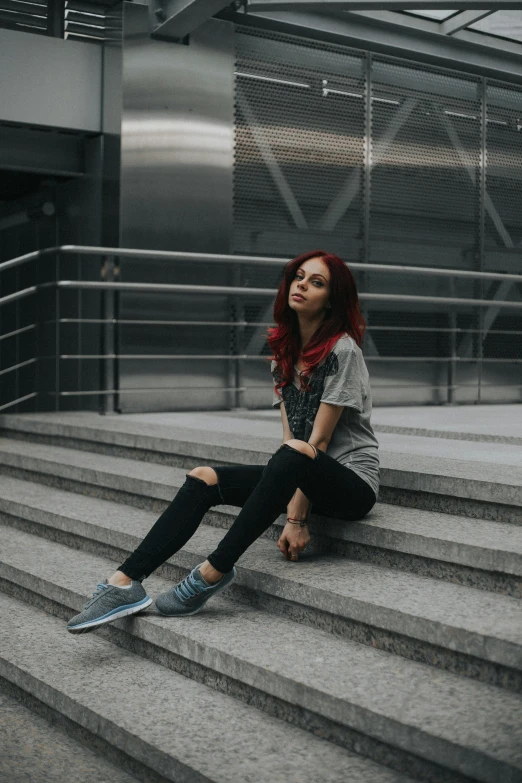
[271,333,380,498]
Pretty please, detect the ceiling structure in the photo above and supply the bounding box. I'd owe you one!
[345,8,522,45]
[149,2,522,65]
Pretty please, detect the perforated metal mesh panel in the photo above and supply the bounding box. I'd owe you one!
[485,81,522,250]
[233,26,522,405]
[370,58,481,276]
[234,26,365,261]
[233,26,367,401]
[482,81,522,387]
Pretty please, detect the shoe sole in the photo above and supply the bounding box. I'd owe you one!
[67,596,153,634]
[155,567,236,617]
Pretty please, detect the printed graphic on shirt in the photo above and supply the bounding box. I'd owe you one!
[272,352,339,442]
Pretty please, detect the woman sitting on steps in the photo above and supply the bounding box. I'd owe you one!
[67,249,380,633]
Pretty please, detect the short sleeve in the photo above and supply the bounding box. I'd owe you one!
[320,346,363,412]
[271,360,283,407]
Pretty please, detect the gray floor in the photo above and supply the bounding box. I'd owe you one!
[0,688,139,783]
[117,404,522,468]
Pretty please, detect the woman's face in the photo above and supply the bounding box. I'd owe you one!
[288,257,331,318]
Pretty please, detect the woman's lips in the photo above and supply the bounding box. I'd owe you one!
[292,294,306,301]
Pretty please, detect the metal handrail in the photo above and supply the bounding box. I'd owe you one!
[1,244,521,413]
[1,243,522,283]
[55,280,522,310]
[2,278,521,310]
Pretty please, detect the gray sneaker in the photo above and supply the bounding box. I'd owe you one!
[155,563,236,617]
[67,579,152,634]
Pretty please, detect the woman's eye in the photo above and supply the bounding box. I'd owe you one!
[296,276,321,286]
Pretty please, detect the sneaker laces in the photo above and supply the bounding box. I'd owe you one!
[85,581,111,607]
[174,570,209,602]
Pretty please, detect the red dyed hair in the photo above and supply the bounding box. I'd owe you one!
[266,249,366,399]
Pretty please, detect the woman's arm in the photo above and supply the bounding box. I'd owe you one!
[279,402,293,443]
[282,401,344,517]
[308,401,344,449]
[279,402,345,559]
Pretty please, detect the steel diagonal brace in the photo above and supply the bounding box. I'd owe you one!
[320,96,417,231]
[236,85,308,357]
[433,102,521,355]
[151,0,233,40]
[236,84,308,230]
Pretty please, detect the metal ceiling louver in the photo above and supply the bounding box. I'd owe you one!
[0,0,48,35]
[0,0,118,41]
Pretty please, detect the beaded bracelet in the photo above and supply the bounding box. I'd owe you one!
[287,517,308,528]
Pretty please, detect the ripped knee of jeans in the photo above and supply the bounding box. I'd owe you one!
[185,472,225,503]
[280,442,319,461]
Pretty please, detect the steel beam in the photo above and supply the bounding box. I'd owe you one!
[150,0,232,40]
[440,10,494,36]
[248,1,522,10]
[0,125,84,176]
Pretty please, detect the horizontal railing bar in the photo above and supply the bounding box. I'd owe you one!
[364,357,522,363]
[0,391,38,411]
[0,324,35,342]
[370,383,522,389]
[57,319,273,327]
[0,358,37,376]
[55,246,299,264]
[57,354,270,360]
[54,281,522,310]
[55,354,522,363]
[53,318,522,335]
[0,286,38,306]
[48,382,522,398]
[0,248,51,272]
[367,327,522,334]
[1,244,521,285]
[52,386,245,396]
[58,246,522,283]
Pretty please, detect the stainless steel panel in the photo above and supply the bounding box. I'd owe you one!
[119,6,235,410]
[120,4,234,253]
[0,29,102,132]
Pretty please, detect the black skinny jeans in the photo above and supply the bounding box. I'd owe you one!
[118,443,377,581]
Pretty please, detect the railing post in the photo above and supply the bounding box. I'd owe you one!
[229,263,246,411]
[99,256,116,415]
[447,277,456,405]
[477,305,484,405]
[54,251,60,411]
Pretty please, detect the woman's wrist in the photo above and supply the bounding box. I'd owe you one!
[286,516,308,528]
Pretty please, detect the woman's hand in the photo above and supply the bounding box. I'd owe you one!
[277,522,311,562]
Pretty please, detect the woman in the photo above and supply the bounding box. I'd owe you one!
[67,250,379,634]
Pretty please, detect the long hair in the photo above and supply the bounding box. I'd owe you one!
[266,249,366,399]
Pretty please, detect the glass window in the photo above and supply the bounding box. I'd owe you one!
[402,10,459,21]
[469,11,522,44]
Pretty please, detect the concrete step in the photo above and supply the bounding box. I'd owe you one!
[0,482,520,691]
[0,440,520,597]
[0,593,414,783]
[1,529,521,783]
[0,686,141,783]
[1,412,521,522]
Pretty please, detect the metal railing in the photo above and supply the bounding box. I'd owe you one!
[1,244,521,414]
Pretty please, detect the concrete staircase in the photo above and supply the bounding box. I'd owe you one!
[0,412,521,783]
